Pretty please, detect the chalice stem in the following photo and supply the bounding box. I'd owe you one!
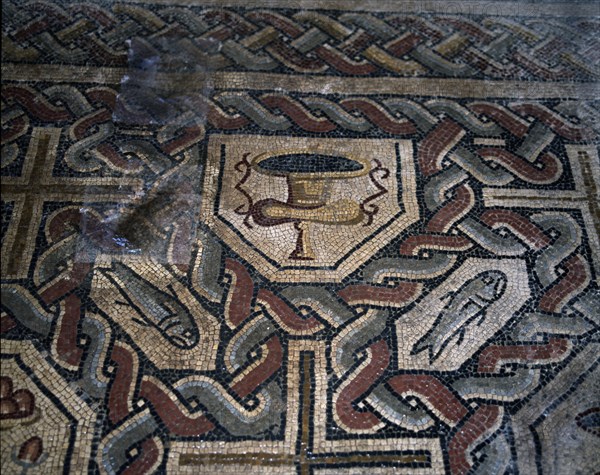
[290,221,316,260]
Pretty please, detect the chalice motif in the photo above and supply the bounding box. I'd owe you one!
[234,149,389,260]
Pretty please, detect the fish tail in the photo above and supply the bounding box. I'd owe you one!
[412,337,440,362]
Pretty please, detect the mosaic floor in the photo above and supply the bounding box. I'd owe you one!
[1,1,599,473]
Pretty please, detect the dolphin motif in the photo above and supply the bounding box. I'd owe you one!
[412,270,508,363]
[100,263,199,349]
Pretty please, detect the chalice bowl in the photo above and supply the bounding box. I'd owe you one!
[241,150,373,260]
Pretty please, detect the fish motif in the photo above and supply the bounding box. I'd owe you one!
[100,263,199,349]
[412,270,508,363]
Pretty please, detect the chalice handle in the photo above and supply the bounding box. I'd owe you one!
[290,221,316,260]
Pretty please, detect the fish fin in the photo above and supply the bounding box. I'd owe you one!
[428,346,441,363]
[411,337,432,356]
[428,329,466,363]
[132,317,150,327]
[428,337,451,363]
[165,284,179,299]
[440,290,455,305]
[475,310,488,327]
[413,337,444,363]
[455,327,466,346]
